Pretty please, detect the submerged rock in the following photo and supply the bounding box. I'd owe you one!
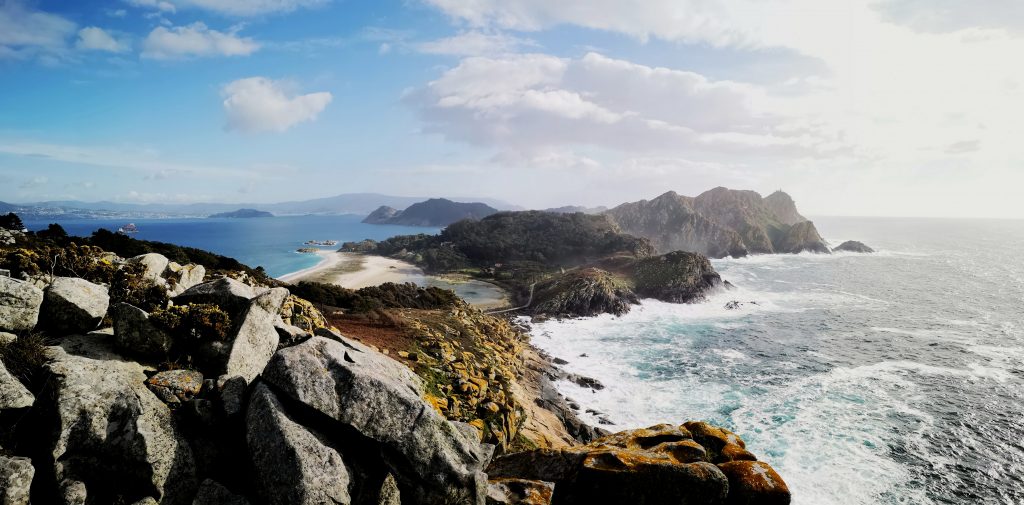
[0,277,43,332]
[262,335,493,505]
[247,383,352,505]
[43,335,196,505]
[41,277,109,334]
[834,240,875,253]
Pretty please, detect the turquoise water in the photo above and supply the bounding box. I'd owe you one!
[530,217,1024,505]
[23,215,438,278]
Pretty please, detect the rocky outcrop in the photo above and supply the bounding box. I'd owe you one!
[0,455,34,505]
[607,187,828,258]
[41,277,109,334]
[42,335,197,505]
[111,302,175,358]
[488,423,789,505]
[834,240,875,253]
[774,221,829,254]
[363,206,402,224]
[261,335,493,505]
[220,287,287,383]
[0,359,34,411]
[632,251,725,303]
[531,268,639,318]
[0,277,43,332]
[247,383,352,505]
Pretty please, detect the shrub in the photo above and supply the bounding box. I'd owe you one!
[0,332,51,388]
[150,304,232,342]
[0,213,23,231]
[109,263,169,312]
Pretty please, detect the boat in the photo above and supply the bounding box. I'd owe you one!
[117,223,139,235]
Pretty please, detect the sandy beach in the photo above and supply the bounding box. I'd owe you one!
[278,250,510,309]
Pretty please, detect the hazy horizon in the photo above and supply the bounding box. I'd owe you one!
[2,0,1023,219]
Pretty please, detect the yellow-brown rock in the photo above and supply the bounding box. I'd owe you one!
[718,460,791,505]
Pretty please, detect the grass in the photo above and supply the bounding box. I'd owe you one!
[0,331,52,388]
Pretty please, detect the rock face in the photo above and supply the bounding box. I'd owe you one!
[247,383,352,505]
[834,240,875,253]
[261,336,493,505]
[632,251,725,303]
[41,277,109,334]
[0,455,34,505]
[0,359,34,411]
[42,335,196,505]
[111,303,175,358]
[364,198,499,227]
[531,268,639,318]
[191,479,251,505]
[607,188,829,258]
[221,287,287,383]
[0,277,43,332]
[488,422,790,505]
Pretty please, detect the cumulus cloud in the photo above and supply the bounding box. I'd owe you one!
[416,31,535,56]
[410,52,835,156]
[0,2,75,60]
[175,0,329,16]
[222,77,333,133]
[75,27,129,53]
[141,22,259,59]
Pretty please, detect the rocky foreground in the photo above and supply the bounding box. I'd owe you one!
[0,232,791,504]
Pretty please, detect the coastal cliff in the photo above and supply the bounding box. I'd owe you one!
[606,187,830,258]
[0,220,790,505]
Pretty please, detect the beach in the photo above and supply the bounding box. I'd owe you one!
[278,250,510,309]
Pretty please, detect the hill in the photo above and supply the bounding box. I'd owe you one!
[362,198,499,227]
[606,187,829,257]
[208,208,273,218]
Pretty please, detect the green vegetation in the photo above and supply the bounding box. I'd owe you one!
[290,280,463,313]
[0,332,51,389]
[150,304,232,342]
[0,213,23,231]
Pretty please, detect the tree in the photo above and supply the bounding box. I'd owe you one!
[36,223,69,242]
[0,213,24,231]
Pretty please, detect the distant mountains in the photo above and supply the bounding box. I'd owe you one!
[363,198,499,227]
[0,193,521,221]
[605,188,829,258]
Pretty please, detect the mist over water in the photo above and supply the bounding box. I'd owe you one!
[530,217,1024,505]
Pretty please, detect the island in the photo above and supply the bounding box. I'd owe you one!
[208,208,273,218]
[363,198,498,227]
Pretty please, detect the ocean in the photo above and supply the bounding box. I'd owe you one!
[22,215,439,279]
[530,216,1024,505]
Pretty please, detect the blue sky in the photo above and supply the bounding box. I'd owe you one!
[2,0,1023,217]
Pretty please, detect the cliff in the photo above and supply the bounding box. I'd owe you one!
[362,198,499,227]
[607,187,829,258]
[0,224,790,505]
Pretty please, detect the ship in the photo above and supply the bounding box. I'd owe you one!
[117,223,139,235]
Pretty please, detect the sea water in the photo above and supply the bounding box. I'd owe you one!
[530,217,1024,505]
[23,214,438,278]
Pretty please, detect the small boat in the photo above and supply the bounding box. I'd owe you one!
[117,223,139,235]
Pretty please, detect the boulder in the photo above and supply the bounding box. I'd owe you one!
[0,455,34,505]
[246,383,352,505]
[222,287,288,383]
[167,264,206,297]
[0,332,14,345]
[218,374,248,417]
[0,277,43,332]
[262,336,493,505]
[41,277,110,334]
[487,479,554,505]
[192,479,251,505]
[146,369,204,405]
[173,278,263,317]
[0,359,33,411]
[129,253,170,283]
[42,335,196,505]
[834,240,875,253]
[718,461,791,505]
[273,317,310,348]
[111,303,174,359]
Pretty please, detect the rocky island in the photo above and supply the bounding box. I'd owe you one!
[605,187,830,258]
[364,198,499,227]
[0,216,790,505]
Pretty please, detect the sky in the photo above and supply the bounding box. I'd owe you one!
[1,0,1023,218]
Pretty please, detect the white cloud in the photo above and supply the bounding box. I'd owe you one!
[410,52,835,156]
[174,0,329,16]
[416,31,536,56]
[75,27,130,53]
[221,77,333,133]
[0,2,75,60]
[141,22,259,59]
[124,0,176,13]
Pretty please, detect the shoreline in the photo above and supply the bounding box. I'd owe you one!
[277,250,511,309]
